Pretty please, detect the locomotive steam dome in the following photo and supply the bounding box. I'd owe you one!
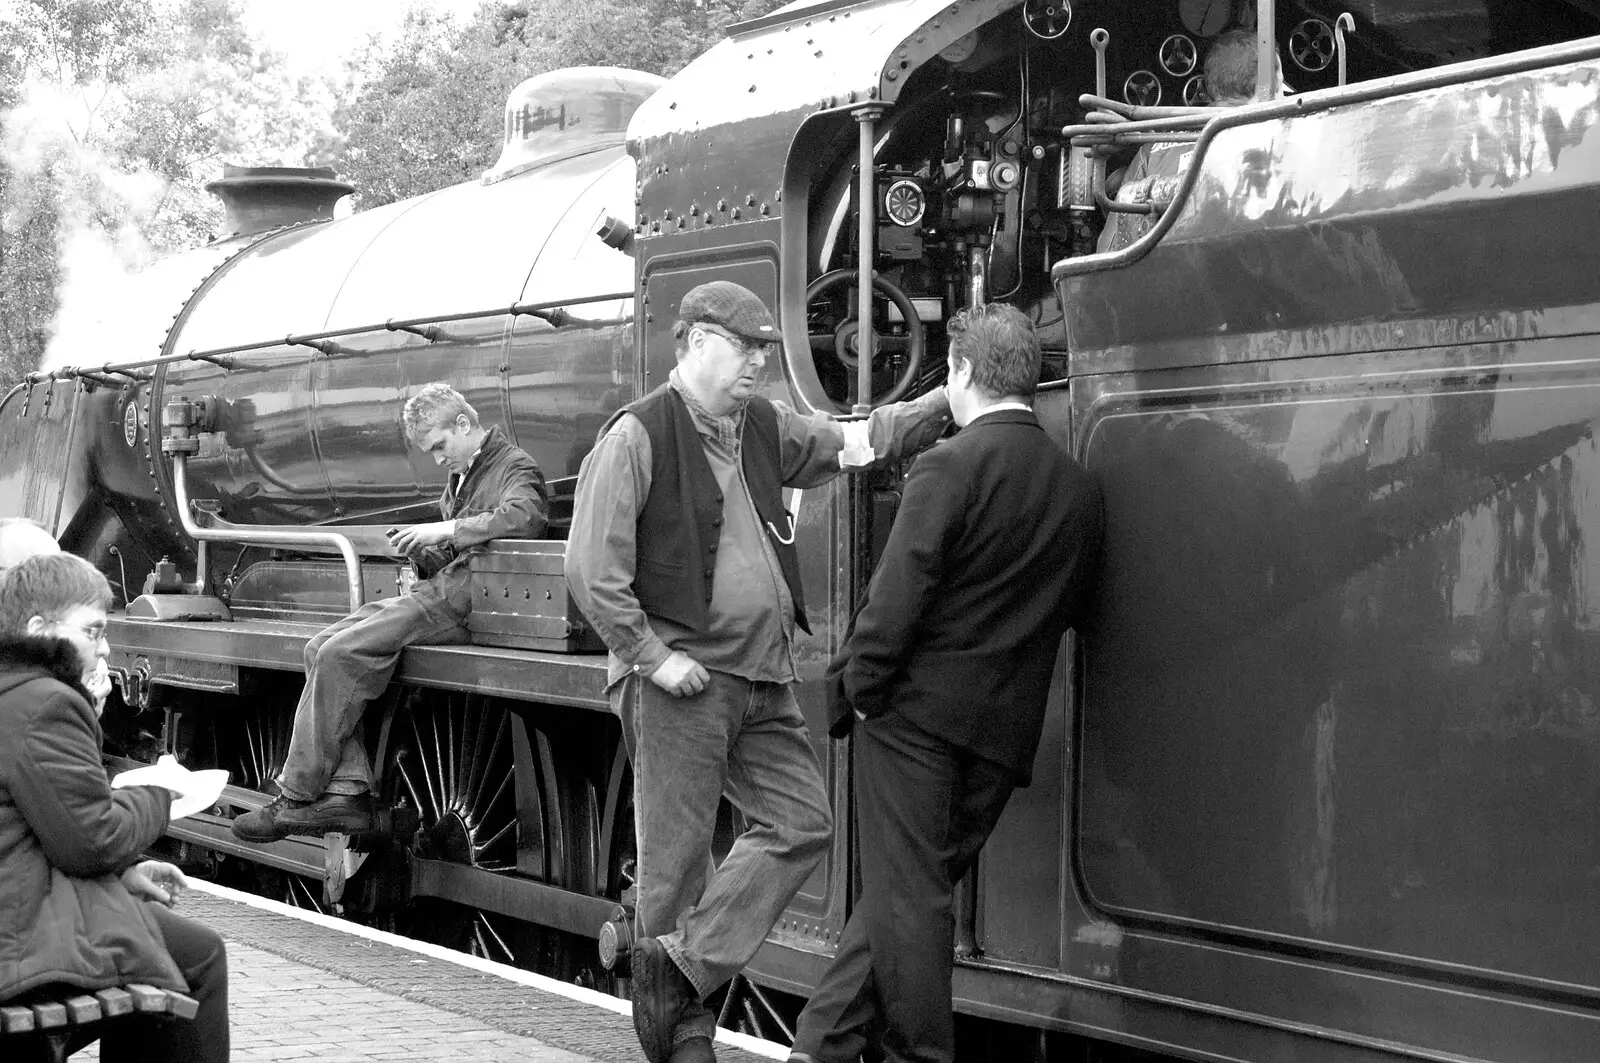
[484,67,666,184]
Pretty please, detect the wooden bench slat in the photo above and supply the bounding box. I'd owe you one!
[94,987,134,1018]
[64,995,101,1023]
[0,1004,34,1034]
[166,991,199,1020]
[126,984,168,1013]
[30,1001,67,1028]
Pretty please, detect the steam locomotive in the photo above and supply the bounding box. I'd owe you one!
[5,0,1600,1058]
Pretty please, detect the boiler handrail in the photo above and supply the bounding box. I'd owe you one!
[25,289,635,384]
[171,452,364,613]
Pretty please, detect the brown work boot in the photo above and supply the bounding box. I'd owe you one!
[275,792,377,836]
[632,937,698,1063]
[230,794,311,843]
[670,1036,716,1063]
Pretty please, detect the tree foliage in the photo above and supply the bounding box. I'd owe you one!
[0,0,341,385]
[0,0,794,385]
[334,0,788,209]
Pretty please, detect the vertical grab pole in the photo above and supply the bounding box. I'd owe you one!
[1256,0,1277,101]
[1335,13,1355,86]
[1091,28,1109,99]
[853,105,885,415]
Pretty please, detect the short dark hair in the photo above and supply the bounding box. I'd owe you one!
[1205,29,1260,103]
[946,303,1040,400]
[0,553,113,636]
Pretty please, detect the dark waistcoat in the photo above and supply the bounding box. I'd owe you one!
[609,383,809,634]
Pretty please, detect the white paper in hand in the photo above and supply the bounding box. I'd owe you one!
[112,755,229,821]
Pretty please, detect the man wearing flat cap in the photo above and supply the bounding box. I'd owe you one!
[567,280,951,1063]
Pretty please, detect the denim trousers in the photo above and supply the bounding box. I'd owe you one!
[613,669,832,1045]
[790,711,1016,1063]
[277,583,469,802]
[67,904,230,1063]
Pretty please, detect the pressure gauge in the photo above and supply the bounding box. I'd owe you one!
[938,31,979,65]
[884,180,927,227]
[1179,0,1230,37]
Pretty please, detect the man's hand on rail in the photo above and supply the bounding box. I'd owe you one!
[387,521,456,554]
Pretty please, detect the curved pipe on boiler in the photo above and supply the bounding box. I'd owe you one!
[170,452,364,612]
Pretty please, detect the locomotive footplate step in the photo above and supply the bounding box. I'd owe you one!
[123,880,784,1062]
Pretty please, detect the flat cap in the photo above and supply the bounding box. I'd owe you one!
[678,281,779,344]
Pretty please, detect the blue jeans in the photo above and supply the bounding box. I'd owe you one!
[614,669,832,1044]
[277,584,469,802]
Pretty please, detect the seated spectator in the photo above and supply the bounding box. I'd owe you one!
[0,553,229,1062]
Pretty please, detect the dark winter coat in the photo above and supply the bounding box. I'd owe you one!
[0,636,184,1001]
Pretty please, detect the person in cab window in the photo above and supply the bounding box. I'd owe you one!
[1098,27,1282,252]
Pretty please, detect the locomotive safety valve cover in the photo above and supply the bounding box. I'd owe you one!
[466,540,603,654]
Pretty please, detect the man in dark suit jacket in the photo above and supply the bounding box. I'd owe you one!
[789,303,1103,1063]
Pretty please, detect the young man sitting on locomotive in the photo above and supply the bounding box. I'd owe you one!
[565,281,953,1063]
[233,383,549,841]
[1098,28,1277,252]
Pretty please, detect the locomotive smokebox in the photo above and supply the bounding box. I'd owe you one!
[205,164,355,237]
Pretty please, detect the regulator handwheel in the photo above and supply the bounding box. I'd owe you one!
[804,269,925,409]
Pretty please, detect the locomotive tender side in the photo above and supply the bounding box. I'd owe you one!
[4,1,1600,1059]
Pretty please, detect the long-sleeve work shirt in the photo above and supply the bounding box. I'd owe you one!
[410,425,549,603]
[566,376,952,689]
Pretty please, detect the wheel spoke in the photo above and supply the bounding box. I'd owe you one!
[410,716,443,823]
[472,763,514,828]
[472,813,517,856]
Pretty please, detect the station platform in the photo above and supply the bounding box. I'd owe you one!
[77,881,785,1063]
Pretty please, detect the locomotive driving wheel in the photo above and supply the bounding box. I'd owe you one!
[378,690,528,965]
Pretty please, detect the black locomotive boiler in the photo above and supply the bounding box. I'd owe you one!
[5,1,1600,1059]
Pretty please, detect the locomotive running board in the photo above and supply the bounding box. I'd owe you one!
[168,812,327,879]
[106,614,610,711]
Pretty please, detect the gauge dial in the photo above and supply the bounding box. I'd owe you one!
[1179,0,1231,37]
[883,180,927,227]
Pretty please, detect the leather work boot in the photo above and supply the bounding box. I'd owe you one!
[230,794,311,843]
[670,1036,716,1063]
[275,792,378,836]
[632,936,699,1063]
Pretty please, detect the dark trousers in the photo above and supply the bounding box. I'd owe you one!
[791,711,1015,1063]
[277,583,469,801]
[67,905,230,1062]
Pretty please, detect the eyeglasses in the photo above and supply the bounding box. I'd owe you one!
[695,323,767,359]
[51,619,108,644]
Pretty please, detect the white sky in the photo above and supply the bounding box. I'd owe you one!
[239,0,490,73]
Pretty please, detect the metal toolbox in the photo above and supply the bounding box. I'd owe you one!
[466,540,604,653]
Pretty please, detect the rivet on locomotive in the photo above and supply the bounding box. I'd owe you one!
[4,1,1600,1058]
